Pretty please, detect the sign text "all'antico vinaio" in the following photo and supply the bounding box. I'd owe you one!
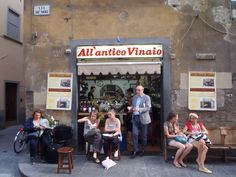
[76,45,163,59]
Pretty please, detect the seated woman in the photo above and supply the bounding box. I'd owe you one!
[164,112,193,168]
[78,110,101,163]
[24,110,52,164]
[103,109,121,160]
[183,113,212,174]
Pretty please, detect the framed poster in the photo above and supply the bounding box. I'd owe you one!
[188,72,216,111]
[46,73,73,110]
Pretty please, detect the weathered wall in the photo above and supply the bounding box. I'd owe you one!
[170,0,236,126]
[0,0,25,128]
[24,0,236,127]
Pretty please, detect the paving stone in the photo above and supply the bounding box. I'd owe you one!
[18,155,236,177]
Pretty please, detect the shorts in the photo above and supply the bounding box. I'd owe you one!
[167,138,175,145]
[188,137,195,144]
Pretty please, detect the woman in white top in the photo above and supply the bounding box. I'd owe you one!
[103,109,121,159]
[78,111,101,163]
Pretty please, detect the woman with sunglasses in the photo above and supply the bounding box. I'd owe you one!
[183,113,212,174]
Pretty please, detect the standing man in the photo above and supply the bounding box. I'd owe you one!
[88,86,96,101]
[131,85,152,159]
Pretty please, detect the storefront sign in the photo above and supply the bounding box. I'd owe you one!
[76,45,163,59]
[46,73,73,110]
[188,72,217,111]
[33,5,50,16]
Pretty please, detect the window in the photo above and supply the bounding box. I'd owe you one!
[7,9,20,41]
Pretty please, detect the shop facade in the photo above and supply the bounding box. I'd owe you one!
[24,0,236,153]
[70,38,171,151]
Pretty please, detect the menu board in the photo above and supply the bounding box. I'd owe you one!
[46,73,73,110]
[188,72,216,111]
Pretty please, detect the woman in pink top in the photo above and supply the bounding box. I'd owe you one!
[183,113,212,174]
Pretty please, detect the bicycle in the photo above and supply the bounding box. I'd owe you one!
[14,127,28,153]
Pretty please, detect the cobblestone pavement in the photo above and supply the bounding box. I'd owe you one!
[0,125,27,177]
[19,154,236,177]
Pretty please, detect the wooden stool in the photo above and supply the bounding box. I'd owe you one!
[57,147,74,174]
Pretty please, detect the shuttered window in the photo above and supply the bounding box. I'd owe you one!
[7,9,20,41]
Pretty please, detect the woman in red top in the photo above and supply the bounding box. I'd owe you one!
[183,113,212,174]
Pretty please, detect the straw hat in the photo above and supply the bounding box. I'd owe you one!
[189,113,199,119]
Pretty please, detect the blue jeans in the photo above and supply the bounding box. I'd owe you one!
[132,115,148,152]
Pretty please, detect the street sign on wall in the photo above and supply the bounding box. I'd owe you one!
[33,5,50,16]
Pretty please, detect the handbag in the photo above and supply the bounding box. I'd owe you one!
[175,136,187,144]
[191,133,212,144]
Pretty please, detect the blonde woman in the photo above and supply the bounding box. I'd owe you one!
[103,110,121,160]
[183,113,212,174]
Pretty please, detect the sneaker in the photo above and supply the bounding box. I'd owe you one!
[93,152,97,159]
[139,150,145,157]
[95,158,100,164]
[130,151,137,159]
[30,157,36,165]
[114,150,119,158]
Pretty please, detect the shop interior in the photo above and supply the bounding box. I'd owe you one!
[77,73,162,154]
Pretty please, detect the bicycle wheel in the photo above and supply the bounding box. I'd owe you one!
[14,131,26,153]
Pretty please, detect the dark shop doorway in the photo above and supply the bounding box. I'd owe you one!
[77,73,162,154]
[5,82,18,126]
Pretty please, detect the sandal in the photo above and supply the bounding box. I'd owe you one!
[179,161,187,168]
[199,167,212,174]
[173,161,182,168]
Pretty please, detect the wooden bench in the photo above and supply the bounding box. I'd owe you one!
[219,127,236,160]
[163,127,231,162]
[207,127,229,162]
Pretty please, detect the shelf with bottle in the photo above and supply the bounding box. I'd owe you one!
[79,100,96,113]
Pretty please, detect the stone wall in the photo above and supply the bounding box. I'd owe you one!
[24,0,236,127]
[0,0,25,128]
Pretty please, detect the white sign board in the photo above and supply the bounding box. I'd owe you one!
[46,73,73,110]
[76,45,163,59]
[232,9,236,18]
[33,5,50,16]
[188,72,217,111]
